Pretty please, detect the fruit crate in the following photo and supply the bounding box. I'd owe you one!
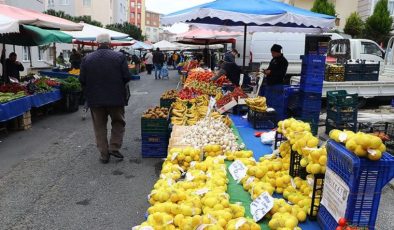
[327,90,358,107]
[300,55,326,66]
[318,141,394,229]
[274,131,287,150]
[325,73,345,82]
[142,133,169,144]
[326,108,358,123]
[131,75,140,80]
[300,73,325,85]
[309,173,325,220]
[298,116,319,136]
[142,142,168,158]
[345,62,380,74]
[301,64,326,75]
[289,150,307,180]
[141,117,169,134]
[232,104,249,115]
[298,91,322,113]
[300,81,323,94]
[160,98,175,109]
[247,109,277,130]
[325,119,357,135]
[358,122,394,155]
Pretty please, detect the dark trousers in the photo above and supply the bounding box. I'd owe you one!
[90,107,126,158]
[146,64,153,74]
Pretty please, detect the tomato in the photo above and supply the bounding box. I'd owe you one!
[336,227,343,230]
[338,218,347,227]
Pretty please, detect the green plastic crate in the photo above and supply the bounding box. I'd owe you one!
[141,117,169,134]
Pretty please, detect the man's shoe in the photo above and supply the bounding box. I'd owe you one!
[109,151,124,159]
[100,157,110,164]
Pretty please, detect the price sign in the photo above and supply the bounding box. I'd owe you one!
[239,74,244,86]
[238,96,246,105]
[250,191,274,222]
[228,160,247,182]
[206,96,216,117]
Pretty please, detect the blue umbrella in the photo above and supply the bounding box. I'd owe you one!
[162,0,335,67]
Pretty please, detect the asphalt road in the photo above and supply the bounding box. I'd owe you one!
[0,70,393,230]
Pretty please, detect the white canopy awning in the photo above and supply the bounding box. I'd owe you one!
[63,23,130,41]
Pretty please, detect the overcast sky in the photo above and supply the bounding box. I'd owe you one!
[146,0,213,33]
[146,0,213,15]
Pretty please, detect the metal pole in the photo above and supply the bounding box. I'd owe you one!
[28,46,32,68]
[243,24,247,69]
[53,42,56,67]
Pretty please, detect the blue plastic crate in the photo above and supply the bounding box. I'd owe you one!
[141,133,169,144]
[301,64,326,75]
[299,92,322,111]
[142,141,168,158]
[253,120,275,130]
[300,73,325,85]
[300,81,323,94]
[300,55,326,66]
[318,141,394,229]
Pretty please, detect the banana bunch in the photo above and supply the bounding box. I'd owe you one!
[185,106,199,125]
[196,95,209,107]
[171,99,188,125]
[246,96,267,112]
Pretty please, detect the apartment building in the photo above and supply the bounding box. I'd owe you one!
[45,0,128,26]
[358,0,394,20]
[145,11,160,42]
[129,0,146,33]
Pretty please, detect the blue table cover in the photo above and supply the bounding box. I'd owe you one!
[30,89,62,108]
[0,96,31,122]
[39,70,78,79]
[230,114,321,229]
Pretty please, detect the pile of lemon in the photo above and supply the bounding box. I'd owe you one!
[329,129,387,160]
[135,146,261,230]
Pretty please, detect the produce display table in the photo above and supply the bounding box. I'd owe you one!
[229,114,321,229]
[30,89,62,108]
[0,96,31,122]
[39,70,78,79]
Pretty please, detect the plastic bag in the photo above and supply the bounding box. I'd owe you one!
[260,131,276,145]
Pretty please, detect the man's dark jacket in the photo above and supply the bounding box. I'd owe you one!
[266,54,288,85]
[79,47,130,107]
[152,51,164,65]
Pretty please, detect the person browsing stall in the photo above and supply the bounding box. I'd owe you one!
[1,50,24,82]
[263,44,288,85]
[210,55,242,86]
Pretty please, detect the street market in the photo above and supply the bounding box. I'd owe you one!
[1,1,394,230]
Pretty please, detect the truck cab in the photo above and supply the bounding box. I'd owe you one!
[328,39,384,63]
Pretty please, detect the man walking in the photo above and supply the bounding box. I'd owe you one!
[153,48,164,79]
[79,33,130,164]
[144,49,153,75]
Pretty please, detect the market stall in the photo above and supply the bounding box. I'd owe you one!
[133,58,394,230]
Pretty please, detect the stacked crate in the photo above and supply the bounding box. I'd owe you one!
[141,116,170,158]
[318,141,394,229]
[264,85,300,121]
[325,64,345,82]
[297,55,326,135]
[325,90,358,134]
[344,61,380,81]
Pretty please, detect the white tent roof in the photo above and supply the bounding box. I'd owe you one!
[153,40,179,51]
[63,23,129,41]
[0,14,19,33]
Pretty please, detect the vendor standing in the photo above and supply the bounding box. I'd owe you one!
[263,44,288,85]
[210,55,242,86]
[1,50,24,82]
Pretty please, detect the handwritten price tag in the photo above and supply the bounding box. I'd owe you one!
[206,97,216,117]
[250,191,274,222]
[228,160,247,182]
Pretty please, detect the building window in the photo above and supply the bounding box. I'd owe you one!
[137,3,141,9]
[59,0,70,5]
[131,2,135,8]
[48,0,54,7]
[147,20,150,25]
[38,46,46,61]
[22,46,30,61]
[137,13,141,19]
[130,13,135,18]
[83,0,91,7]
[153,21,157,26]
[147,12,150,17]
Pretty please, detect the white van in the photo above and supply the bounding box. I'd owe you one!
[235,32,369,75]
